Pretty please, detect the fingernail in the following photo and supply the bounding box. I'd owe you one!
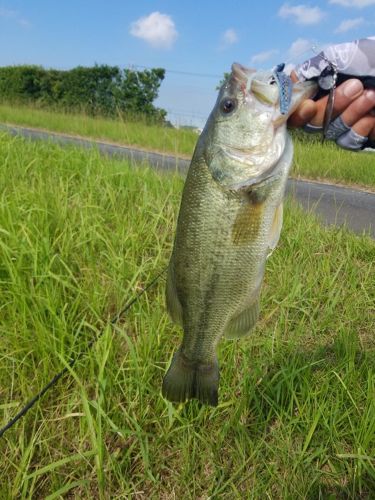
[342,79,363,98]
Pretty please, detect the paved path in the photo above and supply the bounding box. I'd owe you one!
[1,124,374,238]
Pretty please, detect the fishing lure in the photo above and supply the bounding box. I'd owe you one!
[317,56,338,142]
[308,47,339,142]
[272,57,338,140]
[273,63,293,115]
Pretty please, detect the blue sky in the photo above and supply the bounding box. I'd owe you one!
[1,0,374,127]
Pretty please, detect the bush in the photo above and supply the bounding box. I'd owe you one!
[0,64,167,122]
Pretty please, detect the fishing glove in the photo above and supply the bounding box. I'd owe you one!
[294,37,375,151]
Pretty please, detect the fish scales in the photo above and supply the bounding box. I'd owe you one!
[162,63,317,406]
[172,148,286,350]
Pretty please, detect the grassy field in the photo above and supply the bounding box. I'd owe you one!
[0,103,198,157]
[293,140,375,191]
[0,132,374,498]
[0,102,374,190]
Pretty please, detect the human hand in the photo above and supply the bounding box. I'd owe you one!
[287,38,375,150]
[288,74,375,150]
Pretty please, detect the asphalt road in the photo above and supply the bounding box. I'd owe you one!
[1,124,374,238]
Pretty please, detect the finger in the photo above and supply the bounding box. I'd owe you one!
[290,70,299,83]
[351,114,375,137]
[360,114,375,148]
[288,99,317,127]
[340,89,375,127]
[309,79,364,127]
[370,121,375,141]
[288,70,317,127]
[334,114,375,151]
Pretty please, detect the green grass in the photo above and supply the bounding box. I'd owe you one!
[0,103,198,157]
[0,132,374,498]
[1,102,375,189]
[293,139,375,190]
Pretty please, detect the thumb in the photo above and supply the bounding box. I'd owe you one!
[287,70,317,127]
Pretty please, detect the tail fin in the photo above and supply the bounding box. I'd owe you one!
[162,350,219,406]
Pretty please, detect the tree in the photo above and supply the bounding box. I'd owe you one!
[115,67,166,120]
[0,64,167,122]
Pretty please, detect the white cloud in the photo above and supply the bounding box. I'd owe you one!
[130,12,178,49]
[287,38,313,60]
[250,49,279,65]
[330,0,375,6]
[278,3,325,25]
[222,29,239,46]
[334,17,364,32]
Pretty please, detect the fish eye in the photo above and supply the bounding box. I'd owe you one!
[220,97,237,114]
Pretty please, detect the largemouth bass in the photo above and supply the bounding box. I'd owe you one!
[162,63,316,406]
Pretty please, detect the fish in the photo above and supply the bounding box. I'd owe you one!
[162,63,317,406]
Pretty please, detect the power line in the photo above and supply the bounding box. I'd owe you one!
[164,108,209,118]
[129,64,222,79]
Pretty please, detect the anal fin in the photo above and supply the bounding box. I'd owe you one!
[224,299,260,339]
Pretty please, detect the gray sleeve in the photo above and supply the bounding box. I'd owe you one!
[294,37,375,81]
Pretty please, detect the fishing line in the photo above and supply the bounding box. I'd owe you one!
[278,46,312,70]
[0,266,167,439]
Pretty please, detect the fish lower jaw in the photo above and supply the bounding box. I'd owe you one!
[221,152,279,189]
[223,147,268,166]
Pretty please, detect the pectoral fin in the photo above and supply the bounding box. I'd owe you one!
[224,299,260,339]
[231,191,265,245]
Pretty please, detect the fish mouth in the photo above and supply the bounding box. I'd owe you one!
[227,161,279,191]
[223,147,274,170]
[221,136,285,190]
